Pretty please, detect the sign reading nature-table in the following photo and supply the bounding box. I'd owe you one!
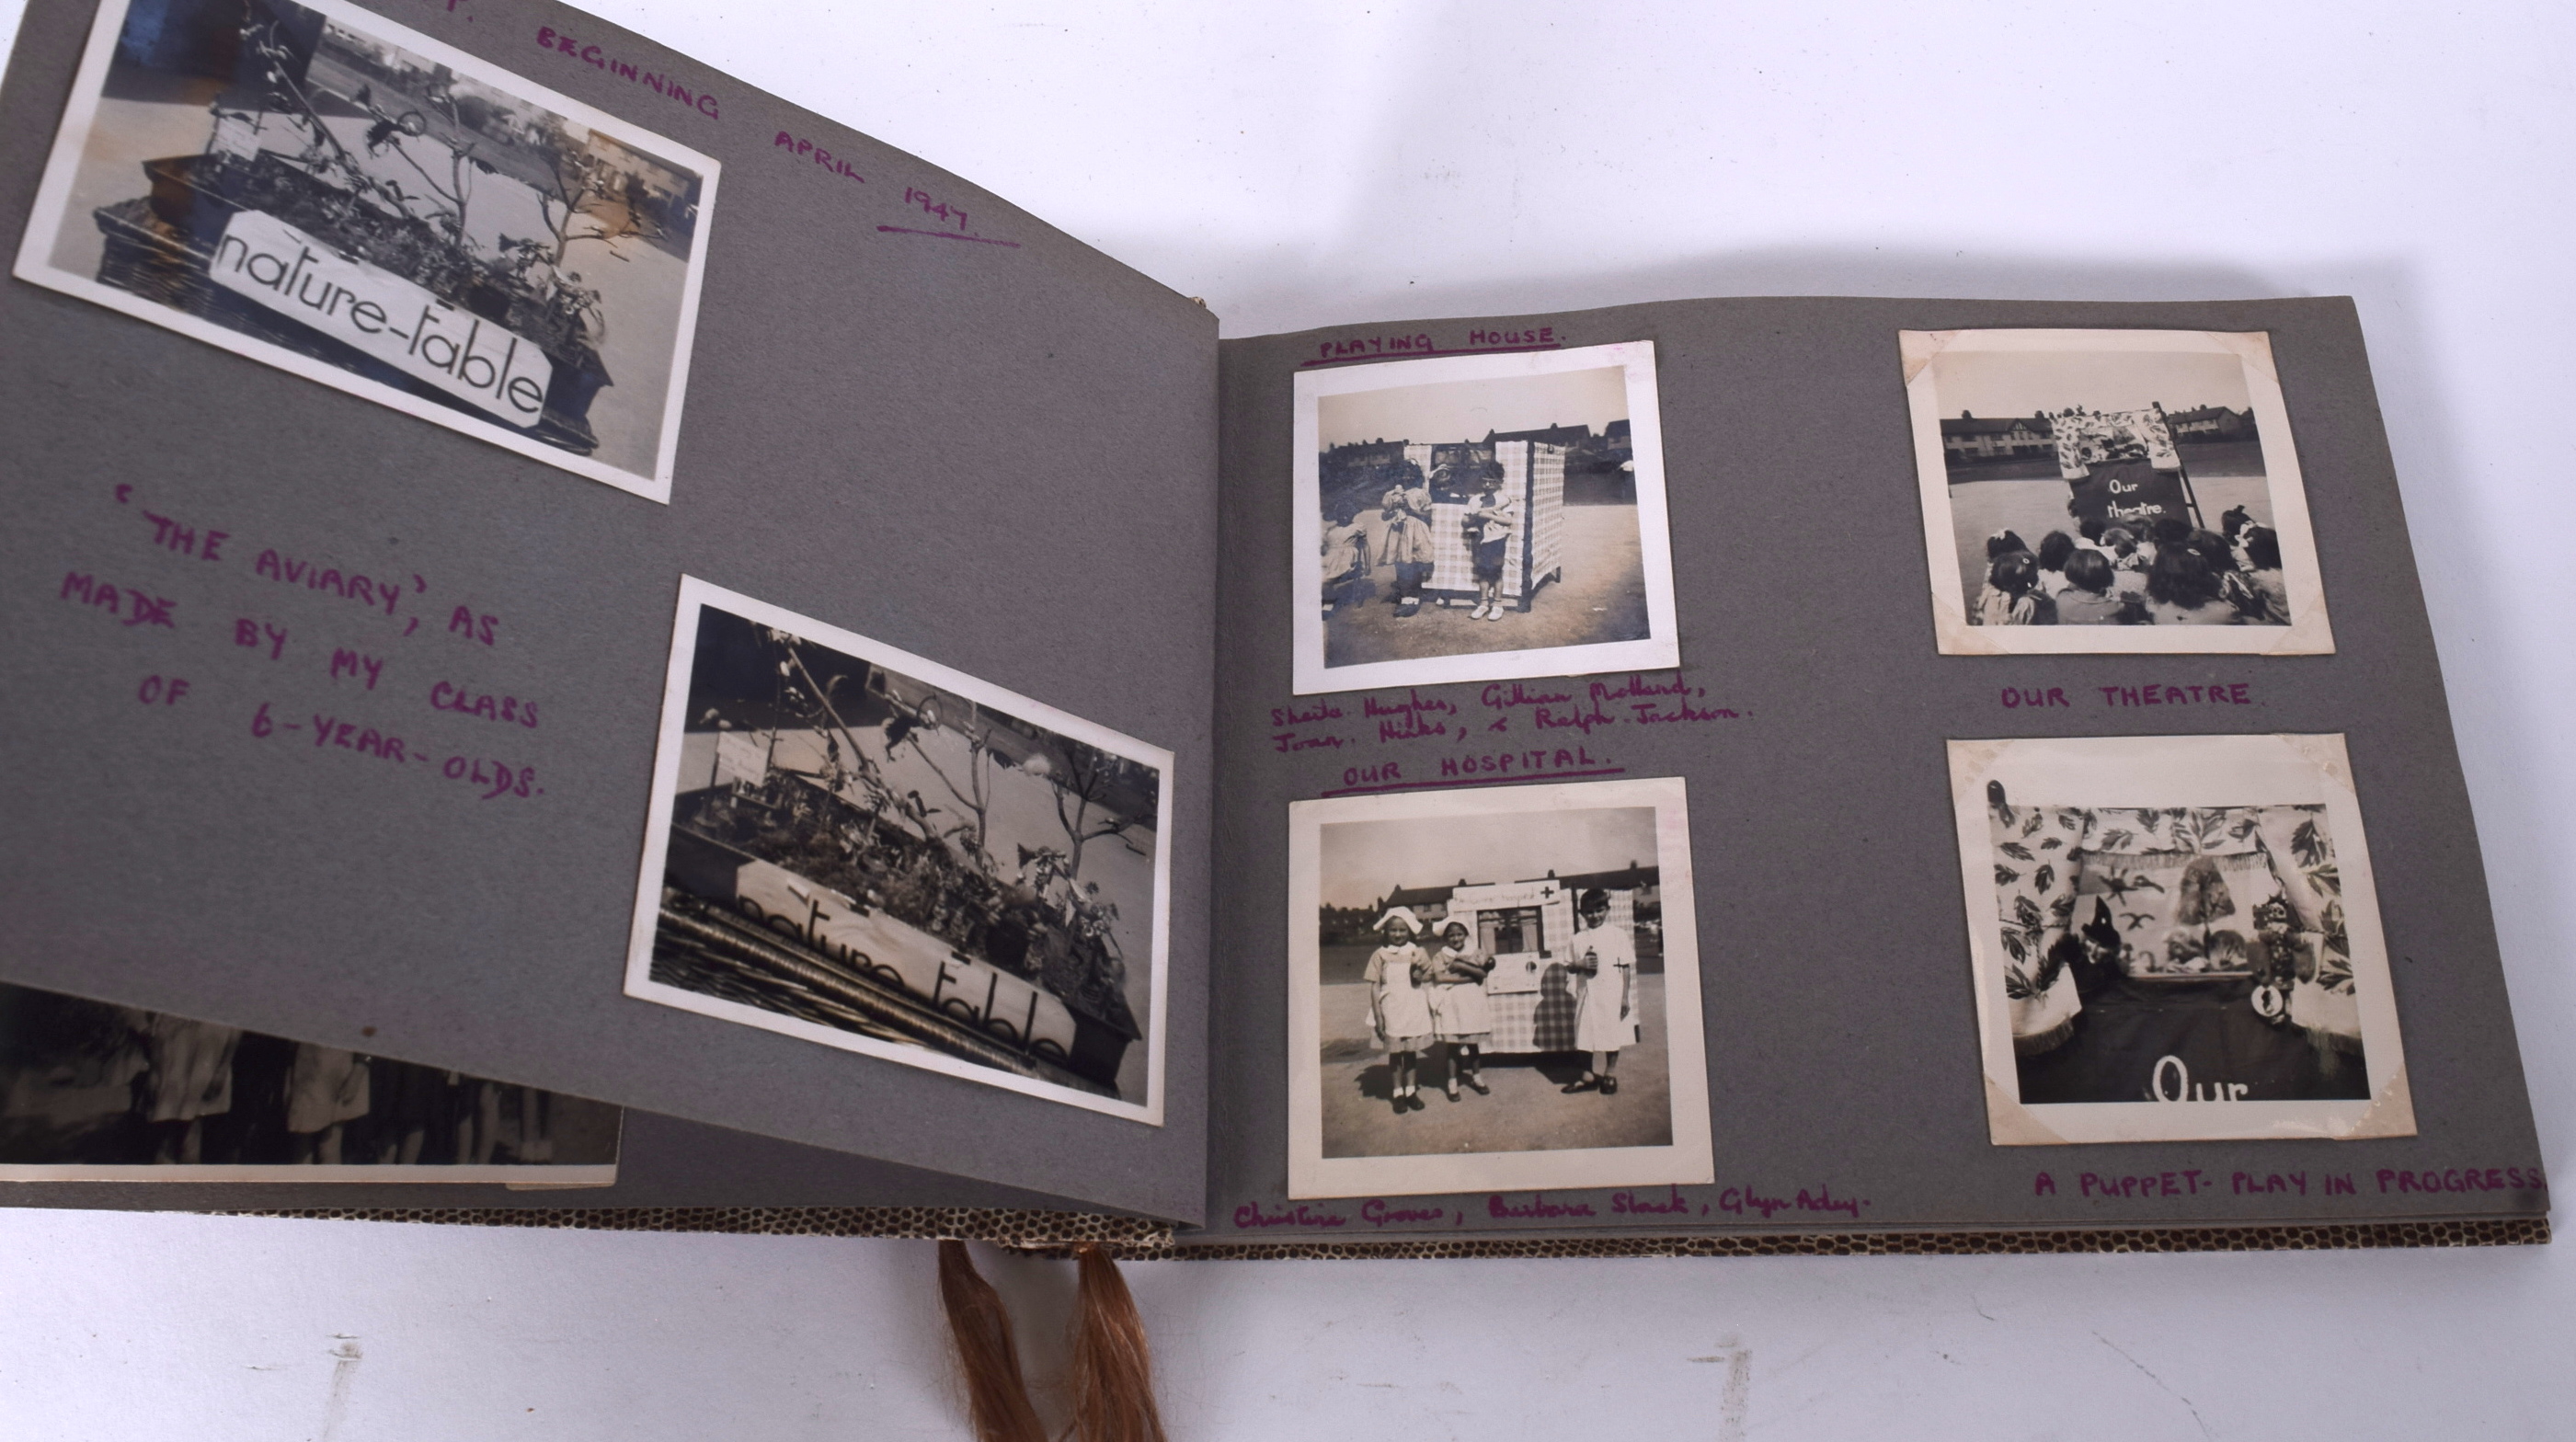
[14,0,720,502]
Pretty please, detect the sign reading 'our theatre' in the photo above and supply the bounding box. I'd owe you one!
[207,210,554,427]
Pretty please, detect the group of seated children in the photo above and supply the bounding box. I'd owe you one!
[1975,506,2290,626]
[1319,460,1521,621]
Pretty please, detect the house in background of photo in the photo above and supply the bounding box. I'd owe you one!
[1942,404,2225,536]
[1940,406,2261,477]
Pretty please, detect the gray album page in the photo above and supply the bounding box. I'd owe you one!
[0,0,1214,1221]
[1205,296,2542,1243]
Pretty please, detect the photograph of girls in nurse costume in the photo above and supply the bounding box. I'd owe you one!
[1292,341,1681,695]
[1286,777,1713,1199]
[1949,734,2415,1146]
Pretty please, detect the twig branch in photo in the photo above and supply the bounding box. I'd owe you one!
[629,582,1171,1121]
[16,0,718,498]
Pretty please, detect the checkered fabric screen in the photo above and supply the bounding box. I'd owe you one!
[1487,990,1542,1050]
[1425,441,1564,605]
[1524,441,1565,589]
[1487,971,1581,1050]
[1425,503,1483,597]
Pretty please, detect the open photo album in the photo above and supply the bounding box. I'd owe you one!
[0,0,2542,1252]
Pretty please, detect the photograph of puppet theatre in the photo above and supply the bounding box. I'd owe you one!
[1311,804,1685,1161]
[1950,732,2414,1147]
[0,979,619,1181]
[632,588,1166,1114]
[1906,331,2324,646]
[1298,341,1679,692]
[17,0,713,491]
[1985,794,2368,1106]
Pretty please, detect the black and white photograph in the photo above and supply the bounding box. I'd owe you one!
[0,978,620,1182]
[625,578,1174,1124]
[1949,734,2411,1145]
[14,0,719,501]
[1291,341,1681,694]
[1904,329,2331,655]
[1285,777,1712,1198]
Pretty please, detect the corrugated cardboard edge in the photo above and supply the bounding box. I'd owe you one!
[211,1204,2546,1258]
[1154,1216,2547,1260]
[216,1205,1174,1250]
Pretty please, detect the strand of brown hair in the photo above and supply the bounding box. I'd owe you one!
[936,1239,1048,1442]
[1066,1242,1167,1442]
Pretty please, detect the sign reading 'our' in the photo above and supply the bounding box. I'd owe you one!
[207,210,554,427]
[2067,459,2192,530]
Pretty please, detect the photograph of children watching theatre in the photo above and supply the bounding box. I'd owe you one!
[1972,510,2289,627]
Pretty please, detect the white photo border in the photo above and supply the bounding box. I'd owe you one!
[1290,341,1683,694]
[624,576,1174,1127]
[1285,775,1713,1198]
[13,0,722,504]
[1947,733,2413,1145]
[1903,329,2334,655]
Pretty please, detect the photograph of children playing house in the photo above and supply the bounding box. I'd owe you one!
[1314,363,1649,669]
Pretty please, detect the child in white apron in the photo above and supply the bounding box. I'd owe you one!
[1365,909,1438,1113]
[1566,889,1638,1095]
[1427,920,1495,1100]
